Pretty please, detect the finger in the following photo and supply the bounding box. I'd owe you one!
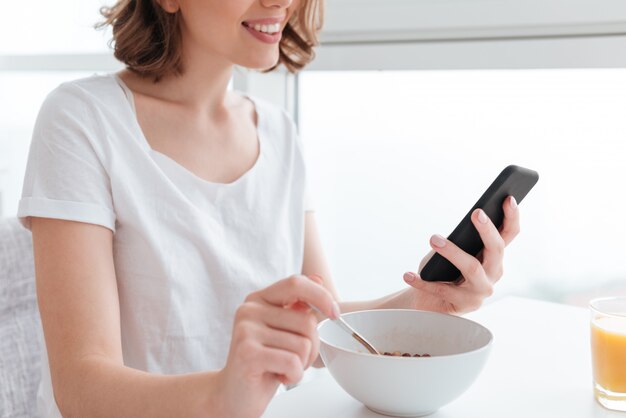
[307,274,324,285]
[500,196,520,246]
[259,346,305,385]
[302,274,333,322]
[287,274,324,310]
[257,302,320,368]
[403,271,476,308]
[239,303,318,338]
[471,208,505,280]
[284,300,312,312]
[307,330,320,368]
[261,327,314,370]
[427,234,492,293]
[249,275,340,320]
[418,249,436,273]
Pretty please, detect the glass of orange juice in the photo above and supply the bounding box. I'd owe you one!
[590,297,626,411]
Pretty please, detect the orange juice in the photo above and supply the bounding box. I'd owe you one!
[591,317,626,393]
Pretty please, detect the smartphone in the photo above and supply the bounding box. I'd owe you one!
[419,165,539,282]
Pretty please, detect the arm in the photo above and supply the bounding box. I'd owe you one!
[302,197,521,315]
[34,217,339,418]
[32,218,218,418]
[301,212,389,313]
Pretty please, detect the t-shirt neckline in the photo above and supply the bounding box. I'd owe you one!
[111,73,264,188]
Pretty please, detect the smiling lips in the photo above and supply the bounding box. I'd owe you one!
[243,22,281,34]
[242,16,285,44]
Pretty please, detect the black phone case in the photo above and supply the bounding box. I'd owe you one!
[419,165,539,282]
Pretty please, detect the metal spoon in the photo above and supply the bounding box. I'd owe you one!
[310,304,380,355]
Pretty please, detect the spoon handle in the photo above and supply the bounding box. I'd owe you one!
[333,316,380,355]
[309,304,380,355]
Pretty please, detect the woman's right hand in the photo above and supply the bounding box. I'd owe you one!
[216,275,339,418]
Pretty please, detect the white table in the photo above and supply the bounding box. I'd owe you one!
[263,297,626,418]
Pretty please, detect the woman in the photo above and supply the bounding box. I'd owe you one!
[18,0,520,416]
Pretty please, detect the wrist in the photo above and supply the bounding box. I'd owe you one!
[373,290,404,310]
[338,291,401,313]
[197,369,227,418]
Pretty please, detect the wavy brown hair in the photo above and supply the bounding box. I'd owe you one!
[97,0,324,81]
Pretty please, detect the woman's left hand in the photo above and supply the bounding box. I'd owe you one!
[388,196,520,315]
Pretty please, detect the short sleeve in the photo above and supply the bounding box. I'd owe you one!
[17,83,116,231]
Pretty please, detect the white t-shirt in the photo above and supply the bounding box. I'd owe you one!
[18,74,311,417]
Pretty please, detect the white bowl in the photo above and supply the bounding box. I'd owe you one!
[318,309,492,417]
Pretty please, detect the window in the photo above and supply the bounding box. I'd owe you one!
[288,0,626,304]
[0,1,119,217]
[1,0,110,55]
[299,69,626,303]
[3,0,626,304]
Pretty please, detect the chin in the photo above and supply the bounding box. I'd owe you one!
[238,52,280,71]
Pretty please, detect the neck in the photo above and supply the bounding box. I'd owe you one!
[121,43,237,117]
[160,64,234,116]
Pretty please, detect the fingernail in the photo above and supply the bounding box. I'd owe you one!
[477,209,489,224]
[308,274,323,284]
[403,272,416,283]
[331,301,341,319]
[431,234,447,248]
[510,196,517,209]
